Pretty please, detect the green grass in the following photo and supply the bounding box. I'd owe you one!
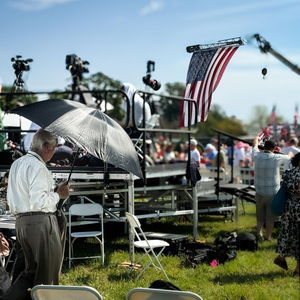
[60,202,300,300]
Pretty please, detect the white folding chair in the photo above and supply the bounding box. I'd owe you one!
[68,203,104,268]
[127,287,203,300]
[31,284,103,300]
[126,212,170,281]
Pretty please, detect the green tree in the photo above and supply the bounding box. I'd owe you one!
[158,82,247,137]
[84,72,124,120]
[246,105,284,135]
[160,82,185,123]
[47,90,69,100]
[0,85,38,112]
[195,104,246,138]
[86,72,121,90]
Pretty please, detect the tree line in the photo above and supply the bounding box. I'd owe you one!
[0,71,285,138]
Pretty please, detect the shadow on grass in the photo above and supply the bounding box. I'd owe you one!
[143,221,195,235]
[257,243,277,251]
[62,259,107,272]
[242,211,256,217]
[144,216,230,237]
[107,271,134,282]
[71,274,93,285]
[212,270,287,285]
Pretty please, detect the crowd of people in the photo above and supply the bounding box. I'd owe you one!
[2,126,300,175]
[1,112,300,298]
[150,134,300,277]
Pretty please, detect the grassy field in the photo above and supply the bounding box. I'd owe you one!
[60,202,300,300]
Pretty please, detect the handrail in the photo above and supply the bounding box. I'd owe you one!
[212,129,253,190]
[212,129,252,145]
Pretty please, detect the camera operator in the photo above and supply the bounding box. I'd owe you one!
[142,74,161,91]
[11,56,33,88]
[65,54,89,91]
[121,82,152,138]
[142,60,161,91]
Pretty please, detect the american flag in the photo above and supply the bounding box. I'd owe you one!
[270,105,276,123]
[181,46,238,127]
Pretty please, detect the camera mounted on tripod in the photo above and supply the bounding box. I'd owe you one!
[11,55,33,77]
[65,54,89,79]
[142,60,161,91]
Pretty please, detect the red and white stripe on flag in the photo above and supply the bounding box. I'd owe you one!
[181,46,238,127]
[270,105,276,123]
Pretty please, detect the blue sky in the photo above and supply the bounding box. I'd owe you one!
[1,0,300,124]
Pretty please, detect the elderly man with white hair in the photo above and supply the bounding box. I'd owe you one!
[204,143,217,167]
[190,138,201,166]
[3,129,70,300]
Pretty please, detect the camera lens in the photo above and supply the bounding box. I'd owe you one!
[152,80,161,91]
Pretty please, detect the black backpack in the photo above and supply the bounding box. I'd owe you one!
[214,232,237,264]
[236,232,258,251]
[182,241,217,267]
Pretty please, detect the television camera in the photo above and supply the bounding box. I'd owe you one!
[257,132,270,150]
[11,55,33,87]
[65,54,89,89]
[142,60,161,91]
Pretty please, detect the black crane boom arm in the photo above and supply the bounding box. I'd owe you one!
[254,33,300,76]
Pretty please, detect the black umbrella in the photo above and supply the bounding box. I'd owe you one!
[11,99,143,179]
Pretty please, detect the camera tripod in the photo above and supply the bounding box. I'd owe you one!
[66,54,93,105]
[5,56,33,112]
[13,69,26,91]
[11,55,33,92]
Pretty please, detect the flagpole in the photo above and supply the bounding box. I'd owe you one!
[270,105,277,141]
[186,37,246,53]
[294,104,298,129]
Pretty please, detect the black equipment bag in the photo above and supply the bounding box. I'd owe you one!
[182,233,238,267]
[143,232,188,256]
[183,241,217,267]
[149,279,181,291]
[214,232,237,264]
[188,248,217,266]
[236,232,258,251]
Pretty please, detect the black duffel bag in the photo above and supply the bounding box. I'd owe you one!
[214,232,237,264]
[183,241,217,267]
[236,232,258,251]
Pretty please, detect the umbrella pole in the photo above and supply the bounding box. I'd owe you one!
[67,148,80,184]
[56,148,80,210]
